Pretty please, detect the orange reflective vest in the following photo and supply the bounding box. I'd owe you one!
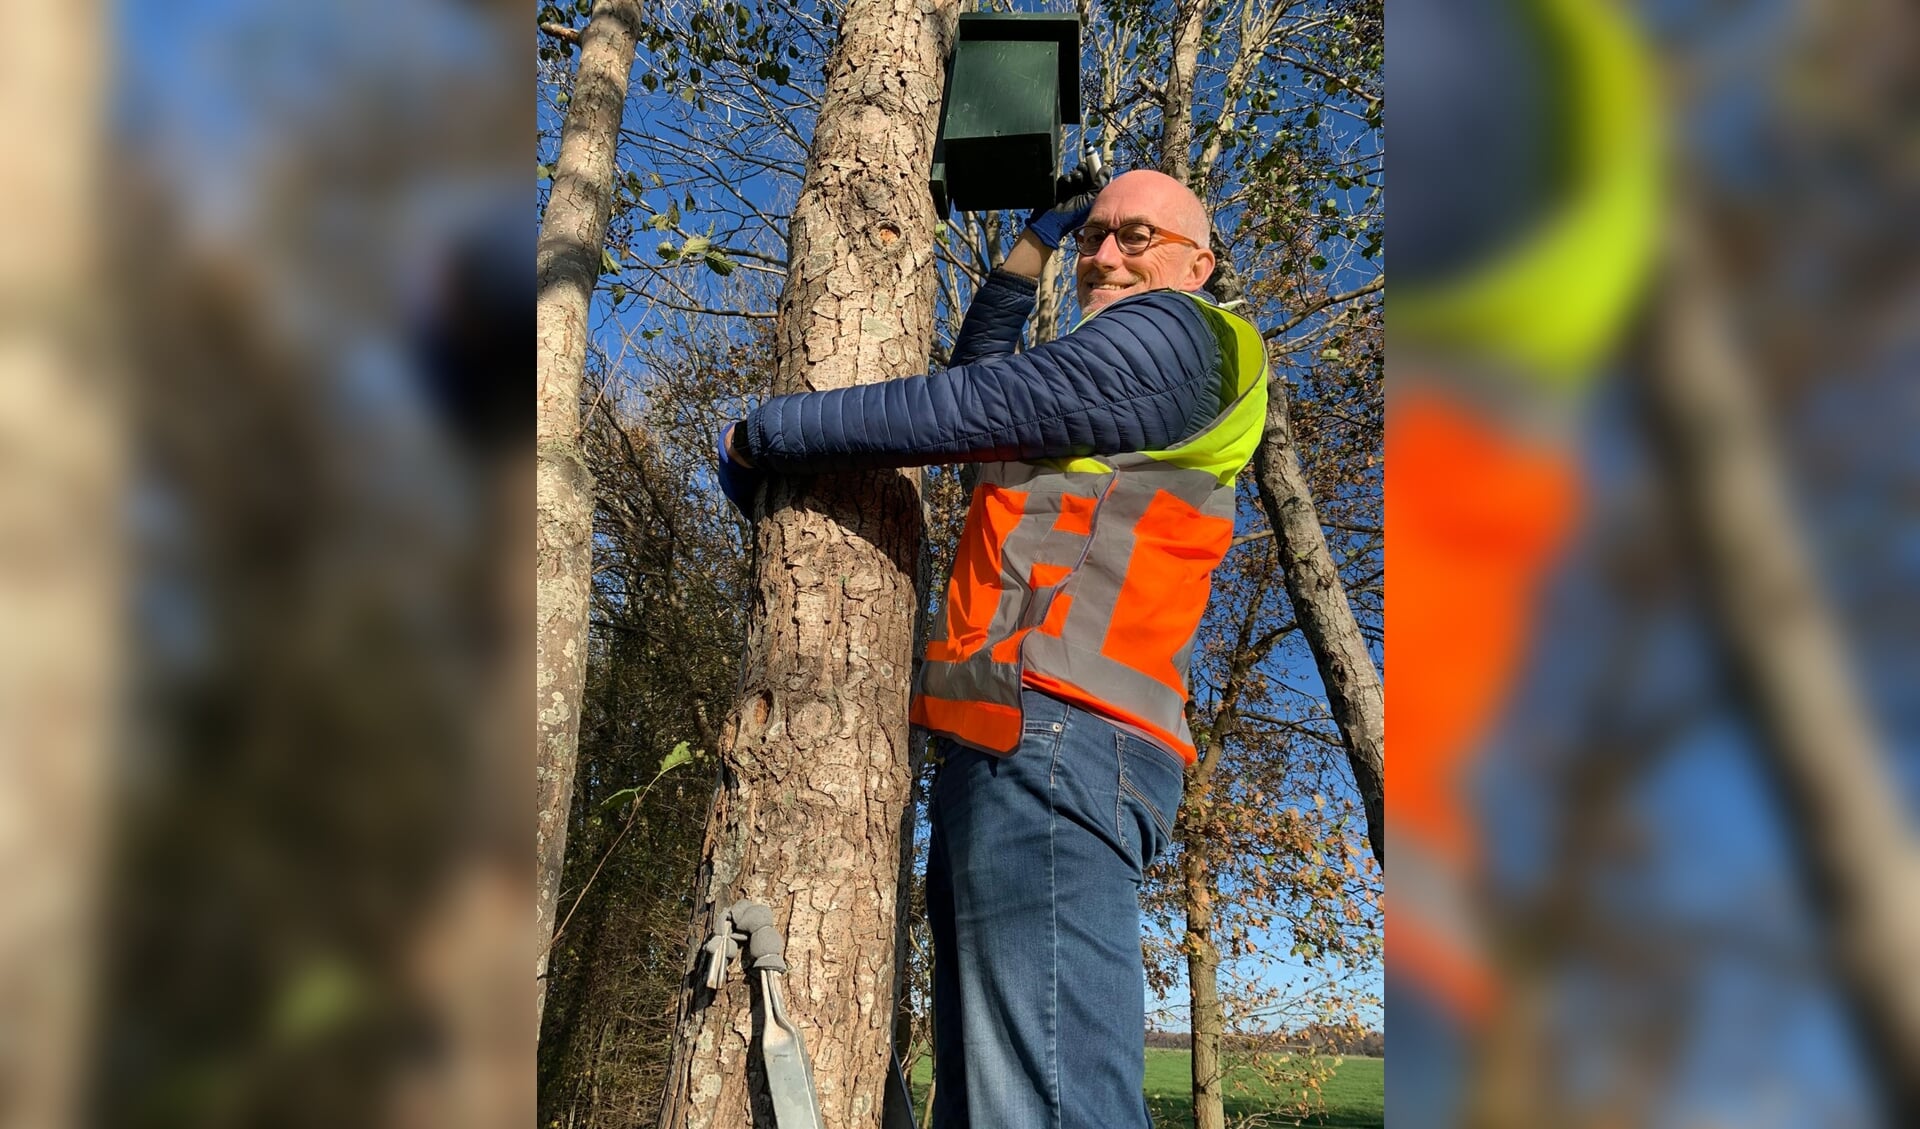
[910,292,1270,763]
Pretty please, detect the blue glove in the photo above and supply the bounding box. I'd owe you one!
[716,424,765,517]
[1023,152,1110,250]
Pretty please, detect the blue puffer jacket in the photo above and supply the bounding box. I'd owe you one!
[737,270,1224,471]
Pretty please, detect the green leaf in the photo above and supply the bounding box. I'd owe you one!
[599,248,620,275]
[554,90,570,107]
[1303,109,1320,128]
[1309,254,1327,270]
[536,163,553,182]
[703,251,735,276]
[598,786,643,811]
[658,741,695,775]
[680,235,711,256]
[649,211,673,231]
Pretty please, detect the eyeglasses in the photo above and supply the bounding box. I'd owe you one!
[1069,222,1202,257]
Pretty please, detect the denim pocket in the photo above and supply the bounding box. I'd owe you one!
[1115,731,1186,870]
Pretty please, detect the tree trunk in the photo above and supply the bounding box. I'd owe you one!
[654,2,958,1126]
[1253,385,1387,867]
[1031,249,1069,345]
[1638,216,1920,1120]
[535,0,643,1030]
[1157,0,1208,185]
[1183,831,1227,1129]
[1178,597,1265,1129]
[0,7,113,1122]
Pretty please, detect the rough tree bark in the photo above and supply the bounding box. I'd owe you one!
[1639,215,1920,1120]
[535,0,644,1030]
[654,1,959,1126]
[1253,386,1387,868]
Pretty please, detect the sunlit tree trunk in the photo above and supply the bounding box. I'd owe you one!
[1157,0,1207,184]
[0,4,114,1122]
[535,0,643,1030]
[1253,387,1387,867]
[1641,215,1920,1120]
[1183,820,1227,1129]
[1031,250,1070,345]
[654,1,958,1125]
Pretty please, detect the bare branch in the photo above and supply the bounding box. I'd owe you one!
[1263,276,1384,340]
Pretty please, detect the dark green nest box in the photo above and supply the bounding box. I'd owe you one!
[930,13,1082,216]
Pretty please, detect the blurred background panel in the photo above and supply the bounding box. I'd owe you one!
[0,4,118,1128]
[1388,0,1920,1126]
[4,1,532,1127]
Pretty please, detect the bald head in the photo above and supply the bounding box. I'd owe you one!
[1097,170,1211,248]
[1075,169,1217,312]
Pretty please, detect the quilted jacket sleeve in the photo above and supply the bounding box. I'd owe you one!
[947,269,1035,367]
[739,290,1222,472]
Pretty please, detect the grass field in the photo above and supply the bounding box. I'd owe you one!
[909,1049,1383,1128]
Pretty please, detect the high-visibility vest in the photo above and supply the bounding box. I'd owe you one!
[1391,0,1660,388]
[910,291,1270,763]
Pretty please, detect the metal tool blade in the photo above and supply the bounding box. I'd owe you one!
[759,970,826,1129]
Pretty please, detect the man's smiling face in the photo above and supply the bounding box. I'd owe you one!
[1074,170,1216,314]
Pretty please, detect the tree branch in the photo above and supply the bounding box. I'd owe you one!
[1264,276,1384,340]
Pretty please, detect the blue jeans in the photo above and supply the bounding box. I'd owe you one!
[926,690,1187,1129]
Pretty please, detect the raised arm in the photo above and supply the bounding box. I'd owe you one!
[736,290,1221,472]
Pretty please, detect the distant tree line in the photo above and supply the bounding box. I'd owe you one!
[1146,1026,1385,1058]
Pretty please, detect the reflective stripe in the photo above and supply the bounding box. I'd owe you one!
[914,293,1268,758]
[909,693,1022,754]
[1099,488,1232,692]
[925,486,1027,663]
[1021,670,1198,763]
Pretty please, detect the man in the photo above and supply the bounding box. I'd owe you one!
[718,169,1269,1129]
